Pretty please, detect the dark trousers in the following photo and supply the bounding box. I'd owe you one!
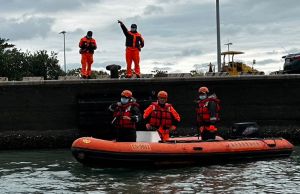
[116,128,137,142]
[199,122,217,141]
[201,129,216,141]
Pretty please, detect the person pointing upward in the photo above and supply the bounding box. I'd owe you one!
[118,20,144,78]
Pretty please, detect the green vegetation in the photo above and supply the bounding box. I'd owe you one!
[67,68,108,79]
[0,38,65,80]
[152,70,168,77]
[0,38,111,80]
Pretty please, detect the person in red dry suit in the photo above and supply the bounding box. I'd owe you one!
[109,90,141,142]
[195,86,221,140]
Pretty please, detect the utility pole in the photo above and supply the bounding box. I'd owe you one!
[216,0,221,72]
[59,31,67,73]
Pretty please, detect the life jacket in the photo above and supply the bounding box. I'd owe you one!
[79,37,97,54]
[196,96,220,124]
[126,31,144,50]
[148,102,173,129]
[113,102,138,129]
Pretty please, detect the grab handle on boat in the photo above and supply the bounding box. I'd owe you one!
[267,143,276,147]
[262,139,277,147]
[193,147,203,151]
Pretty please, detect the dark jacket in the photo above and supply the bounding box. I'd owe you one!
[120,24,144,50]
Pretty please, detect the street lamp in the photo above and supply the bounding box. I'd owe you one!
[216,0,221,72]
[59,31,67,73]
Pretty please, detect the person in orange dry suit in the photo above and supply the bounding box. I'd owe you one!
[118,20,144,78]
[143,91,181,141]
[79,31,97,79]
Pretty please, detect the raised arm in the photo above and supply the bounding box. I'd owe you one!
[118,20,129,37]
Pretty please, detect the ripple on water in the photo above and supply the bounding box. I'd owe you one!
[0,148,300,193]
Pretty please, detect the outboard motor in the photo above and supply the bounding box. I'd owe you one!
[229,122,260,139]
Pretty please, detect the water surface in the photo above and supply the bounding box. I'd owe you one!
[0,147,299,193]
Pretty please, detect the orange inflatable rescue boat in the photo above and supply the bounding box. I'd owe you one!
[71,134,294,167]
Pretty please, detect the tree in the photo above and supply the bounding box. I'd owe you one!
[190,70,204,77]
[0,41,28,80]
[90,69,109,79]
[27,50,65,80]
[118,69,127,78]
[67,68,109,79]
[152,70,168,77]
[190,63,209,77]
[67,68,81,77]
[0,38,65,80]
[0,38,14,52]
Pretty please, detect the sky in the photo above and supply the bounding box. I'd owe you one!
[0,0,300,75]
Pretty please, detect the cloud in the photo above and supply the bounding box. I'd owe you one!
[143,5,164,15]
[0,15,54,40]
[179,48,202,57]
[221,0,300,25]
[152,61,176,67]
[285,48,300,55]
[265,50,283,55]
[257,59,279,66]
[1,0,300,74]
[66,63,81,71]
[93,61,126,69]
[58,47,73,52]
[0,0,102,13]
[193,63,212,71]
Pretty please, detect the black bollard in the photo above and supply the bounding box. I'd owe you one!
[106,64,121,78]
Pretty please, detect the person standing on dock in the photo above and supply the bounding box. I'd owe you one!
[109,90,141,142]
[118,20,144,78]
[79,31,97,79]
[143,91,181,141]
[195,86,221,140]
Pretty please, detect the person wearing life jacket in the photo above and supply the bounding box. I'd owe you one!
[109,90,141,142]
[118,20,144,78]
[196,86,221,140]
[144,91,181,141]
[79,31,97,79]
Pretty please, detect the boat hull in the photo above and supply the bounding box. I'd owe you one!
[71,137,294,168]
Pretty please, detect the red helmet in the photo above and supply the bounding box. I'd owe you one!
[121,90,132,98]
[157,91,168,98]
[198,86,209,94]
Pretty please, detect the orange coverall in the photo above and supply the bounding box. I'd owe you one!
[79,37,97,77]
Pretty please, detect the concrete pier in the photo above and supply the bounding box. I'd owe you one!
[0,75,300,149]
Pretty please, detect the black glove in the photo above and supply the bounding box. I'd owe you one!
[80,42,88,49]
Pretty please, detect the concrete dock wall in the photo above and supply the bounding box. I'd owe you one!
[0,75,299,149]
